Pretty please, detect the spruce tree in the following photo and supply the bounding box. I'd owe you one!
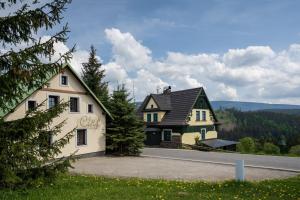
[106,85,145,155]
[0,0,74,188]
[82,45,109,107]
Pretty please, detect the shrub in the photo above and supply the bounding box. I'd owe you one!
[237,137,256,153]
[289,145,300,156]
[263,143,280,155]
[194,135,200,145]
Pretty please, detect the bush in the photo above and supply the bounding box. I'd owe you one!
[237,137,256,153]
[263,143,280,154]
[289,145,300,156]
[194,135,200,145]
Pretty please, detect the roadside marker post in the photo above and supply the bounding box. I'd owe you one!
[236,160,245,181]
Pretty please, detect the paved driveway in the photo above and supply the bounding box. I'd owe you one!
[71,156,298,181]
[142,148,300,172]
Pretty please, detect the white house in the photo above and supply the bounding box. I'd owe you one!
[1,63,111,157]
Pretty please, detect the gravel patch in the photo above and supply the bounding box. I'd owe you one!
[70,156,298,181]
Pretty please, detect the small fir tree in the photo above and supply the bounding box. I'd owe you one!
[82,45,109,107]
[0,0,74,188]
[106,85,145,155]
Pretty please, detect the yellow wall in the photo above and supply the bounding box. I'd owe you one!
[143,111,165,122]
[145,97,158,109]
[206,131,218,139]
[182,132,200,145]
[182,131,217,144]
[4,68,106,157]
[188,109,214,126]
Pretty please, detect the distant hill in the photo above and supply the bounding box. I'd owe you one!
[211,101,300,111]
[136,100,300,112]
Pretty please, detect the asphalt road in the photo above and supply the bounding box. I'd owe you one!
[142,148,300,172]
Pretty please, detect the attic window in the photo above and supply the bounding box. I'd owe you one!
[61,75,68,86]
[151,104,154,109]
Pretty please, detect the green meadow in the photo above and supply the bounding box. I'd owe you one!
[1,174,299,200]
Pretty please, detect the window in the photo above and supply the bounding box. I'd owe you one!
[163,130,172,141]
[77,129,87,146]
[147,113,151,122]
[153,113,158,122]
[151,104,154,109]
[28,100,37,111]
[202,111,206,121]
[88,104,93,113]
[61,75,68,86]
[49,95,59,108]
[196,111,200,121]
[70,97,79,112]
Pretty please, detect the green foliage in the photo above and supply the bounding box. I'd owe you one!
[194,135,200,145]
[0,102,75,188]
[1,174,300,200]
[106,85,145,155]
[237,137,256,153]
[0,0,74,188]
[263,142,280,155]
[82,45,109,107]
[217,109,300,153]
[289,145,300,156]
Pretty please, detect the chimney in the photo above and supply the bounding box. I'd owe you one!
[163,86,171,94]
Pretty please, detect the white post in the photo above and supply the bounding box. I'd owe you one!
[235,160,245,181]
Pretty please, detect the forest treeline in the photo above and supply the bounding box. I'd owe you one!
[216,109,300,153]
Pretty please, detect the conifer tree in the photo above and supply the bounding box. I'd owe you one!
[82,45,109,107]
[106,85,145,155]
[0,0,74,188]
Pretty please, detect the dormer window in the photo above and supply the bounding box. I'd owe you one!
[61,75,68,86]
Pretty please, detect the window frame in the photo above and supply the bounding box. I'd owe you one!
[60,74,69,86]
[76,129,87,146]
[153,113,158,122]
[147,113,152,122]
[87,103,94,113]
[69,96,80,113]
[27,100,37,111]
[162,129,172,142]
[48,95,60,109]
[200,128,206,140]
[196,110,200,121]
[202,110,207,121]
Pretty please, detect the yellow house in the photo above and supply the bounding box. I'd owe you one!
[1,63,111,158]
[137,87,220,146]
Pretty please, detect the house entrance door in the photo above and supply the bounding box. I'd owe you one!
[201,128,206,140]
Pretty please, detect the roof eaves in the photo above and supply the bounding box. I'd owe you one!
[65,63,113,119]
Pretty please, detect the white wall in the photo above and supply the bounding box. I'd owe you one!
[4,68,106,157]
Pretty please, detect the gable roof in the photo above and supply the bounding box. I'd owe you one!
[1,63,112,119]
[138,87,218,126]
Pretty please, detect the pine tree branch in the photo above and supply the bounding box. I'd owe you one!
[0,0,71,46]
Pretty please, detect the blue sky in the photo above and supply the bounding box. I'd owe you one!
[63,0,300,62]
[3,0,300,104]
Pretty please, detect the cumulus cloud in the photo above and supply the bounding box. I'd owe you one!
[38,28,299,104]
[105,28,152,70]
[101,28,300,104]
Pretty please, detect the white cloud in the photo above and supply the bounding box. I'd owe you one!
[23,29,299,105]
[104,28,152,70]
[101,28,300,105]
[216,83,238,100]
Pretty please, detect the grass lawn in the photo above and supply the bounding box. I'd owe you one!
[0,174,299,200]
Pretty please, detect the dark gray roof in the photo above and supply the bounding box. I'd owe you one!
[151,94,172,110]
[159,87,202,126]
[201,139,238,148]
[137,87,204,126]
